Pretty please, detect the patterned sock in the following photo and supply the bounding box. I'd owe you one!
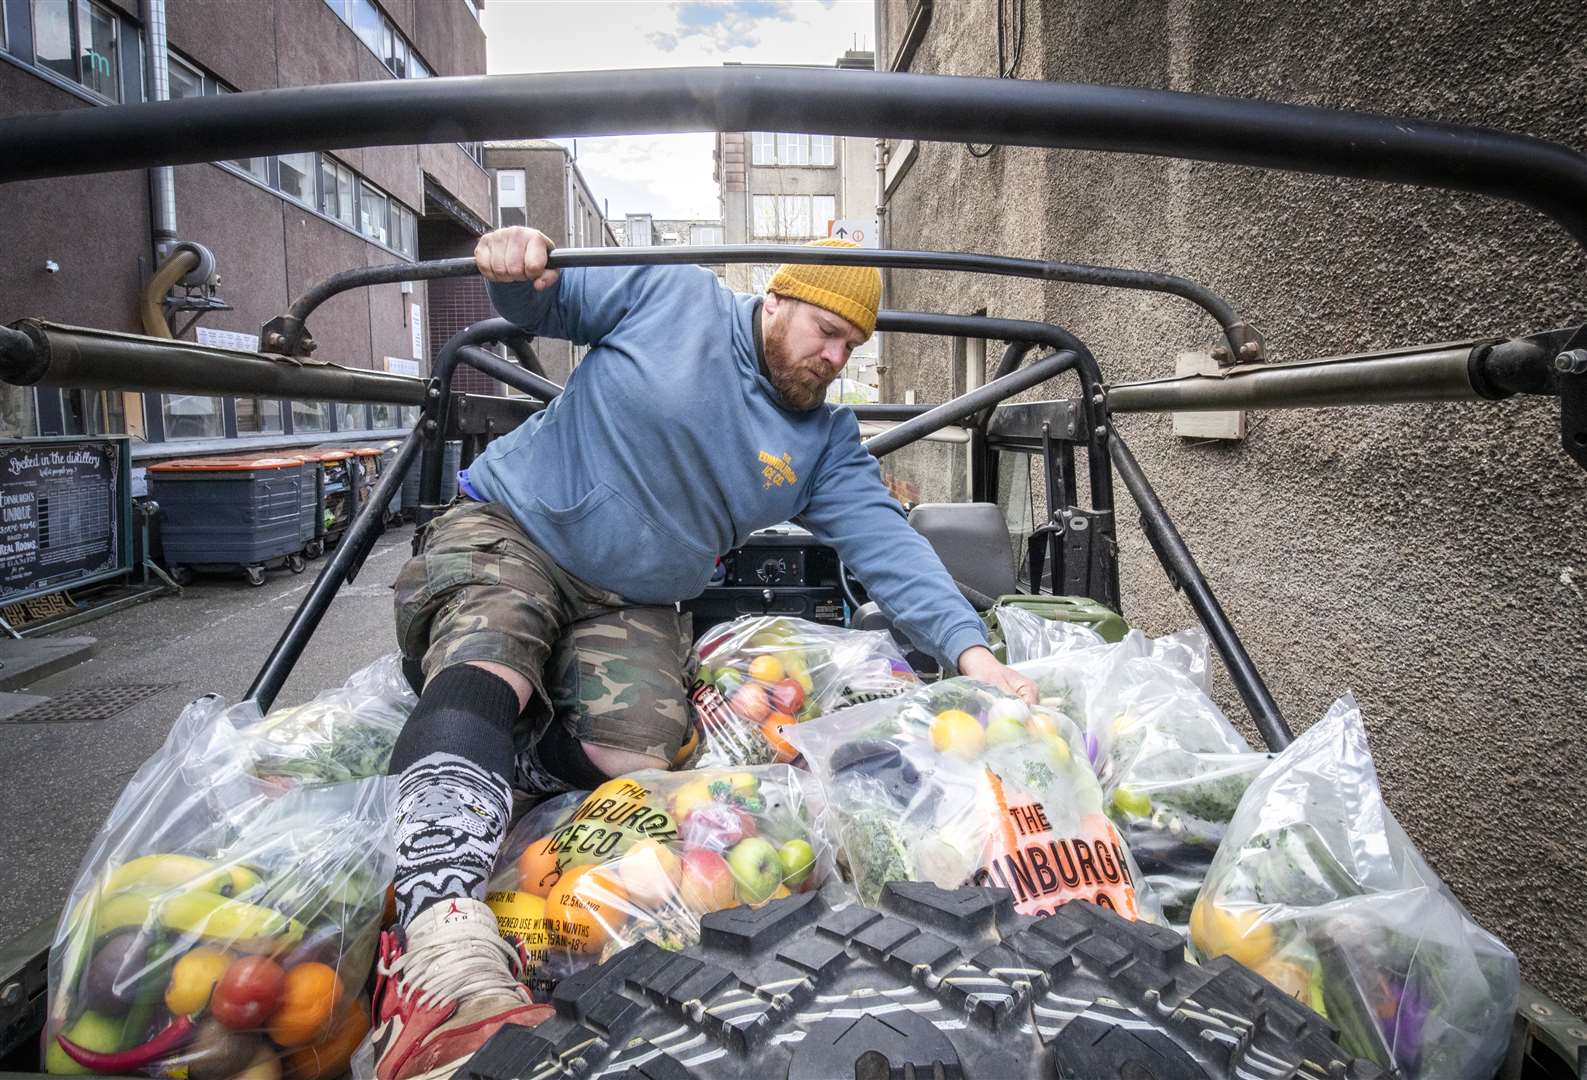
[390,665,518,926]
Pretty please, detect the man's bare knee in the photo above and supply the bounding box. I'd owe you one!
[583,742,666,778]
[463,660,532,713]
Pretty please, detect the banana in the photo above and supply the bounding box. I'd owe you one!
[101,854,226,897]
[223,864,265,897]
[91,890,160,936]
[159,891,305,950]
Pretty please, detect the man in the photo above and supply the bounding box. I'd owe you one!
[373,226,1039,1080]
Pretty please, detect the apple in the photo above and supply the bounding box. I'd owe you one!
[769,678,805,715]
[681,803,755,851]
[984,714,1027,747]
[678,849,736,913]
[726,837,782,905]
[669,778,719,822]
[730,683,772,723]
[777,838,815,887]
[617,838,682,907]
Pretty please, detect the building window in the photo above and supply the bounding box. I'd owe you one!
[775,133,809,166]
[231,154,269,183]
[236,398,284,435]
[168,54,204,99]
[163,395,224,440]
[390,202,416,258]
[371,403,404,429]
[320,156,356,226]
[62,389,126,435]
[276,152,315,205]
[811,134,835,167]
[77,0,118,100]
[409,54,430,78]
[31,0,120,101]
[812,194,835,235]
[349,0,382,55]
[462,0,483,23]
[496,169,526,228]
[751,132,776,165]
[382,22,407,77]
[690,224,724,246]
[336,402,367,430]
[751,264,778,294]
[779,195,811,237]
[751,196,777,239]
[322,0,349,18]
[291,401,330,433]
[359,181,389,245]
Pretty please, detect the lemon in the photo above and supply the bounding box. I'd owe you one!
[929,709,985,758]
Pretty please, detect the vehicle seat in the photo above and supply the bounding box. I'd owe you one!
[851,502,1017,674]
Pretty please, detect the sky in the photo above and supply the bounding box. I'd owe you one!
[483,1,875,221]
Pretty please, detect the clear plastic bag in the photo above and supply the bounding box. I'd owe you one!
[243,654,417,788]
[785,677,1159,923]
[1192,695,1518,1079]
[686,615,918,767]
[45,695,391,1079]
[1016,628,1268,926]
[992,603,1105,664]
[483,767,838,987]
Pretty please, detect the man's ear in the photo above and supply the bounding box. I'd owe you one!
[764,290,781,316]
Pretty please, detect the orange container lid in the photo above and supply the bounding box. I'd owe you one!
[148,454,306,472]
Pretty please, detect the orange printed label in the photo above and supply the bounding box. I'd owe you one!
[973,770,1141,920]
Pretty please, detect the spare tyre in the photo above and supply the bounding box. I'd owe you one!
[464,882,1382,1080]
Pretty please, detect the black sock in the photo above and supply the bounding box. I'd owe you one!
[390,665,518,926]
[535,720,610,789]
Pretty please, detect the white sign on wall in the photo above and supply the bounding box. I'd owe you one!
[196,327,261,352]
[827,218,879,248]
[410,303,424,361]
[385,357,422,377]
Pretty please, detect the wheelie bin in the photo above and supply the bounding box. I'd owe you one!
[145,454,310,587]
[294,448,355,556]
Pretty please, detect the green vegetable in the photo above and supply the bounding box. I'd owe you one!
[840,809,913,906]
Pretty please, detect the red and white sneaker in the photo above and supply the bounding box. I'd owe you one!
[371,898,552,1080]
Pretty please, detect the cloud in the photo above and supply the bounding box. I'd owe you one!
[661,1,799,52]
[647,30,680,52]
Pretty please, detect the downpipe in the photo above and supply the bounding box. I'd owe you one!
[139,0,176,262]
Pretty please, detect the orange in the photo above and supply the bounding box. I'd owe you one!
[545,864,630,956]
[268,962,343,1047]
[761,713,798,762]
[747,655,785,683]
[517,835,563,899]
[282,997,370,1080]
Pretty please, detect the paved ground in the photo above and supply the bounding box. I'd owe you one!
[0,524,415,960]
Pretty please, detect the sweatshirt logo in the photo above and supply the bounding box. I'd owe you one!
[758,450,796,489]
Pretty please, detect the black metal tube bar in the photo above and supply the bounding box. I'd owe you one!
[865,351,1080,457]
[457,345,564,401]
[876,309,1114,522]
[1107,343,1480,413]
[1107,428,1292,749]
[1,320,426,404]
[4,68,1584,248]
[269,247,1243,357]
[418,317,527,525]
[245,425,423,712]
[850,403,933,420]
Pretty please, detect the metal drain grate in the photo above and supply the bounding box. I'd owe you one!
[3,684,177,724]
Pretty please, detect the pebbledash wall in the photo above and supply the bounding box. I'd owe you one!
[877,0,1587,1011]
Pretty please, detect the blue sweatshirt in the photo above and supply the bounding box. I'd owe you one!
[465,264,988,670]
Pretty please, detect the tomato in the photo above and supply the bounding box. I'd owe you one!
[770,678,805,714]
[211,955,286,1030]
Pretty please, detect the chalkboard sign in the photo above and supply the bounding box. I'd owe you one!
[0,437,133,604]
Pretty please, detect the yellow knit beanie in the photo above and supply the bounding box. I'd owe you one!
[766,238,881,339]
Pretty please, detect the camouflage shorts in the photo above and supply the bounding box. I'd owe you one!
[393,499,694,770]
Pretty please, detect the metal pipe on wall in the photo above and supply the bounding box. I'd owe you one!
[138,0,176,261]
[864,350,1079,457]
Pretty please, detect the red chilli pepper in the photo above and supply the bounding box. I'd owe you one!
[57,1014,194,1073]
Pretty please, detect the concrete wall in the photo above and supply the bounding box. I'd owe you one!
[880,0,1587,1012]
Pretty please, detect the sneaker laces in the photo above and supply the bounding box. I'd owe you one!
[379,917,525,1012]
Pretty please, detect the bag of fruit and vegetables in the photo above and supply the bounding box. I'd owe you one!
[1015,628,1270,927]
[45,694,393,1080]
[685,615,918,767]
[1192,694,1517,1080]
[483,767,837,988]
[243,654,416,789]
[784,677,1161,924]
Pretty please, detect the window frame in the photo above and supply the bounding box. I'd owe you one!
[358,179,389,245]
[290,400,331,435]
[160,393,225,441]
[811,134,835,167]
[275,150,316,206]
[751,131,777,165]
[234,397,285,437]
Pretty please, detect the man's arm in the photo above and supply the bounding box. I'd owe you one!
[474,225,651,346]
[795,411,1038,701]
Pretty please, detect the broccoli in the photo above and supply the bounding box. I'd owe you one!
[840,809,914,906]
